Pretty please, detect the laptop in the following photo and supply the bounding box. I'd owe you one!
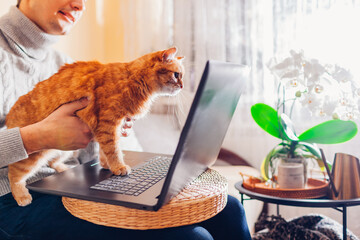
[27,60,249,211]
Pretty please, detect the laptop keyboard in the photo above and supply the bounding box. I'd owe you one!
[90,156,172,196]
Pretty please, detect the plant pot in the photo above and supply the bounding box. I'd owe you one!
[270,156,308,189]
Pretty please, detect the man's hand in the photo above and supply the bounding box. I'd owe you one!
[20,98,93,154]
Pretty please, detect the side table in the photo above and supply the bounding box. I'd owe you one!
[235,181,360,240]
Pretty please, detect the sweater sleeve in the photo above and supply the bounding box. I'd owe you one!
[0,127,28,167]
[0,49,28,167]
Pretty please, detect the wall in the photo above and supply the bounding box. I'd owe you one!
[0,1,16,16]
[54,0,128,63]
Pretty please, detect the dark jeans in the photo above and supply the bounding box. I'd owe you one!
[0,192,251,240]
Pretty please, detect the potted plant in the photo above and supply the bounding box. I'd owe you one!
[252,50,359,188]
[251,103,357,188]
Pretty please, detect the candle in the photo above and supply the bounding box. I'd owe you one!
[277,161,304,189]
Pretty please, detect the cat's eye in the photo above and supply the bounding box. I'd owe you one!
[174,72,180,79]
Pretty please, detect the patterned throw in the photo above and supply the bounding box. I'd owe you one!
[253,214,358,240]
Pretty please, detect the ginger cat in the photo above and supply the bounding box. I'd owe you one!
[6,47,184,206]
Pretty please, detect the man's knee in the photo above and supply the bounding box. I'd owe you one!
[166,225,214,240]
[225,195,246,217]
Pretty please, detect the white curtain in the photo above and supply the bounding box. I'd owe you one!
[118,0,360,168]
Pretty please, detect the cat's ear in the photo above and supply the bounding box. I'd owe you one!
[162,47,177,63]
[176,56,185,63]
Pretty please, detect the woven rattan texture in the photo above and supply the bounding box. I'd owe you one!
[62,168,228,230]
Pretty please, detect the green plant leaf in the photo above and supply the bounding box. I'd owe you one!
[298,120,358,144]
[297,142,325,169]
[279,113,299,141]
[261,148,275,180]
[251,103,283,140]
[298,142,321,159]
[261,143,288,180]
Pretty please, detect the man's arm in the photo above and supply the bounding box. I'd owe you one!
[20,97,92,154]
[0,127,28,168]
[0,98,93,167]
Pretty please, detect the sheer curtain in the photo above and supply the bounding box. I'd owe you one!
[0,0,357,208]
[111,0,360,168]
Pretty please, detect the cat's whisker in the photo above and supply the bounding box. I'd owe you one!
[176,92,185,115]
[173,92,186,130]
[163,96,178,129]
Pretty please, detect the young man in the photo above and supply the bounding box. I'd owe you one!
[0,1,252,239]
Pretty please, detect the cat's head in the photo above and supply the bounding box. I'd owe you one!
[152,47,185,96]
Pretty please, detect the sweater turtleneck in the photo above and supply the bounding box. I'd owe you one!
[0,6,60,61]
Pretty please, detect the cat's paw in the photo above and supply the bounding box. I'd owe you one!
[111,164,131,176]
[14,193,33,207]
[100,160,109,169]
[99,149,109,169]
[52,163,70,173]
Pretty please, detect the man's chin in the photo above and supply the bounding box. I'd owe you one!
[57,24,74,35]
[49,27,72,35]
[46,21,74,35]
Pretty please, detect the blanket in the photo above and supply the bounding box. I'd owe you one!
[252,213,359,240]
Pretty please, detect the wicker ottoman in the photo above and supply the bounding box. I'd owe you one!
[62,168,228,230]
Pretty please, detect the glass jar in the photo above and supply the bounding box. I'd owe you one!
[269,156,308,189]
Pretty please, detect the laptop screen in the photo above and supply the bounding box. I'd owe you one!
[157,60,249,207]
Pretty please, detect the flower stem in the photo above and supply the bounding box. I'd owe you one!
[289,97,296,119]
[276,83,282,111]
[282,85,286,114]
[289,141,297,158]
[277,97,297,112]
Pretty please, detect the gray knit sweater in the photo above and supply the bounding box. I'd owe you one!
[0,6,143,197]
[0,6,96,196]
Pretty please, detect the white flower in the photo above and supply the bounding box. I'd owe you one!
[339,95,357,107]
[267,51,304,81]
[332,65,353,83]
[268,49,359,120]
[281,69,300,79]
[289,49,304,68]
[268,57,295,71]
[339,109,360,120]
[303,59,325,83]
[300,92,322,112]
[267,58,297,80]
[321,96,338,115]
